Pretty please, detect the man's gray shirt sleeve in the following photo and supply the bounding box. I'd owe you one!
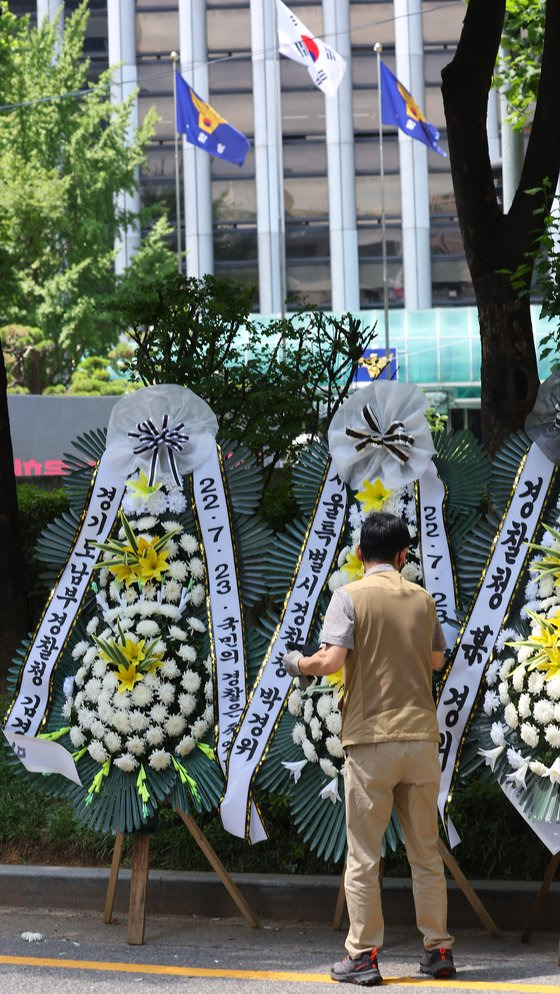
[320,588,355,650]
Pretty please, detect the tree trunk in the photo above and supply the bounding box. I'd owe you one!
[442,0,560,455]
[0,342,28,682]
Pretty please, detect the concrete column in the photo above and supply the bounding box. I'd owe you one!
[37,0,64,42]
[179,0,214,276]
[394,0,431,309]
[108,0,141,274]
[487,86,501,169]
[323,0,360,312]
[499,51,524,213]
[250,0,285,314]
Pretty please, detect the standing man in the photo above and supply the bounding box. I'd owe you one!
[283,511,455,986]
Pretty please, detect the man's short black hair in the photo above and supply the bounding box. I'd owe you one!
[360,511,410,563]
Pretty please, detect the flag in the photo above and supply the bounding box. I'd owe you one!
[176,74,250,166]
[379,61,446,157]
[276,0,346,98]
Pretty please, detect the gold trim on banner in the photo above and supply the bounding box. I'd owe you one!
[440,446,558,834]
[224,458,349,841]
[3,461,107,733]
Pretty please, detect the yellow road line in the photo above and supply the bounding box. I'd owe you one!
[1,955,560,992]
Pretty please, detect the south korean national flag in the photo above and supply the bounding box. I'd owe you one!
[276,0,347,97]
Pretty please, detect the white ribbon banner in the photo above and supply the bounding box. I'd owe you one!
[3,730,82,785]
[220,463,348,840]
[4,456,124,738]
[191,445,267,843]
[417,461,458,647]
[437,443,557,845]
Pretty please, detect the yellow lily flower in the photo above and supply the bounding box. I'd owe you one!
[115,661,144,693]
[341,549,364,582]
[110,556,140,586]
[355,478,392,513]
[325,670,344,700]
[528,610,560,680]
[136,537,169,583]
[126,471,163,500]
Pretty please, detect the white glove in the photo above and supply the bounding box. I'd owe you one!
[283,649,303,677]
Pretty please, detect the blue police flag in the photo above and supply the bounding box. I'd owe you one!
[176,74,250,166]
[379,61,446,157]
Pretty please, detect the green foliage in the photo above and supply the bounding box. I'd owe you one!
[494,0,546,130]
[1,324,56,394]
[0,2,177,388]
[116,272,377,483]
[66,355,130,396]
[17,484,69,620]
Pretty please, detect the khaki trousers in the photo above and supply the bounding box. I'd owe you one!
[344,740,453,956]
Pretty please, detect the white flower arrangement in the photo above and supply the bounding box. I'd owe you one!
[482,513,560,790]
[287,674,345,786]
[64,474,214,791]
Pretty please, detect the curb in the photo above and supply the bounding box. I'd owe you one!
[1,865,558,932]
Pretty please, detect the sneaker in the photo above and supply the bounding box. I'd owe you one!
[419,947,456,979]
[330,948,382,986]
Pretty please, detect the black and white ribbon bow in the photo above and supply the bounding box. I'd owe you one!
[345,403,414,464]
[128,415,190,486]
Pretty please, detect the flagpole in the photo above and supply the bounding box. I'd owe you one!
[374,42,390,362]
[170,51,182,274]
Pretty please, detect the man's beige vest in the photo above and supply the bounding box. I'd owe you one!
[341,570,439,746]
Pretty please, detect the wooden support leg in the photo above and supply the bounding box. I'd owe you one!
[521,851,560,944]
[437,838,500,937]
[103,831,124,924]
[176,810,259,928]
[127,834,151,945]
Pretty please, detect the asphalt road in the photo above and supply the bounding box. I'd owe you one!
[1,904,560,994]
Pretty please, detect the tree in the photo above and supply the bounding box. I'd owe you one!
[0,2,176,387]
[441,0,560,454]
[115,273,378,486]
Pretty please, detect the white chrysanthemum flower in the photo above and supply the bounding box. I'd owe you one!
[137,515,157,530]
[328,571,346,593]
[191,717,209,739]
[104,731,122,753]
[166,489,187,513]
[83,647,97,666]
[77,706,92,730]
[337,546,351,569]
[483,690,500,716]
[123,586,138,604]
[136,620,160,638]
[309,717,322,741]
[180,534,199,555]
[149,749,171,770]
[292,722,306,745]
[146,726,165,746]
[143,672,160,689]
[150,703,167,724]
[484,660,501,687]
[165,714,187,736]
[204,655,212,674]
[204,702,214,723]
[187,616,205,633]
[348,505,362,530]
[288,689,303,716]
[499,659,514,680]
[84,678,103,703]
[176,735,196,756]
[529,760,549,777]
[533,699,554,725]
[316,694,334,720]
[303,698,314,724]
[90,719,106,740]
[113,692,132,712]
[204,679,214,701]
[73,691,84,710]
[546,675,560,701]
[72,641,89,660]
[190,584,205,607]
[131,683,152,707]
[319,757,339,779]
[129,710,149,732]
[168,561,188,582]
[517,644,534,662]
[512,668,525,693]
[180,671,201,693]
[554,702,560,722]
[160,659,179,680]
[401,562,422,583]
[326,735,345,758]
[538,575,555,598]
[62,699,72,719]
[114,754,138,772]
[188,557,205,580]
[498,682,510,706]
[507,746,525,769]
[92,659,107,679]
[164,538,179,560]
[520,722,540,748]
[158,682,175,705]
[111,710,132,734]
[325,711,342,735]
[163,579,181,602]
[169,625,188,642]
[88,740,108,763]
[178,644,197,663]
[74,666,86,688]
[495,629,517,653]
[127,735,145,756]
[141,583,157,601]
[86,617,100,635]
[69,726,86,748]
[518,693,531,719]
[302,738,318,762]
[504,703,519,729]
[159,604,181,620]
[528,672,545,695]
[545,724,560,748]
